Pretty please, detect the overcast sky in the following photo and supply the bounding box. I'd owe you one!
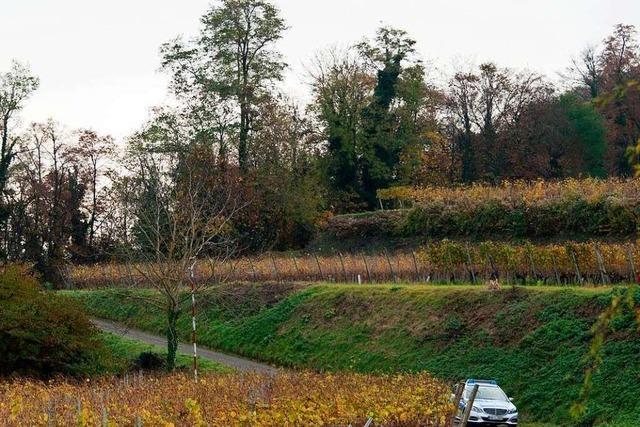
[2,0,639,140]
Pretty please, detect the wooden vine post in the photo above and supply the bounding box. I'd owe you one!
[270,254,281,283]
[411,251,420,282]
[449,381,466,427]
[594,243,609,285]
[568,246,584,285]
[314,253,324,281]
[248,257,258,282]
[384,250,397,283]
[361,253,372,283]
[527,246,538,282]
[338,252,348,282]
[461,384,479,427]
[551,256,561,286]
[292,255,301,278]
[465,243,477,284]
[626,245,637,283]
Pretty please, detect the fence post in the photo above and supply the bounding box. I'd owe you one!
[361,253,372,283]
[338,252,348,282]
[465,244,477,285]
[248,258,257,282]
[411,251,420,282]
[461,384,479,427]
[569,247,584,285]
[486,254,499,281]
[450,381,465,427]
[270,254,281,283]
[384,250,397,283]
[551,256,561,286]
[594,243,609,285]
[445,248,455,283]
[292,255,301,278]
[626,245,637,283]
[190,260,199,384]
[527,246,538,282]
[314,254,324,281]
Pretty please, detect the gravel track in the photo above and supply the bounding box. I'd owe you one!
[93,318,278,375]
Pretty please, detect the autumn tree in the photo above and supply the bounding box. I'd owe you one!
[161,0,287,173]
[310,48,374,212]
[243,95,323,249]
[446,63,551,181]
[68,130,115,258]
[0,62,39,198]
[598,25,640,175]
[568,24,640,176]
[10,121,87,286]
[358,27,418,206]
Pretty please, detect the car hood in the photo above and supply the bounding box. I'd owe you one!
[474,399,516,411]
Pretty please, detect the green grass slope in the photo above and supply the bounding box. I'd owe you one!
[99,332,229,375]
[71,284,639,426]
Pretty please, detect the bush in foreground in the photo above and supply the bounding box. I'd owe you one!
[0,372,453,426]
[0,265,101,377]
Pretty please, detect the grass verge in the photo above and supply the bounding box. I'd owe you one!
[99,332,229,374]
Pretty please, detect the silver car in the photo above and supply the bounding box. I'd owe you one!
[453,380,518,426]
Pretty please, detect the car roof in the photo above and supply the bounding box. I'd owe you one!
[465,379,499,387]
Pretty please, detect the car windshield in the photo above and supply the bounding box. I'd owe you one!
[465,385,508,401]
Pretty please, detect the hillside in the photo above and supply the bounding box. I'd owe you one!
[72,284,640,426]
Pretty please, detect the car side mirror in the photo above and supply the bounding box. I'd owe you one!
[509,397,515,402]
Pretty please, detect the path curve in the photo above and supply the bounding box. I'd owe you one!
[93,318,278,375]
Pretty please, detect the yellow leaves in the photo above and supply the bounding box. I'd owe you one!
[377,177,640,207]
[9,395,22,422]
[0,372,453,426]
[185,399,205,427]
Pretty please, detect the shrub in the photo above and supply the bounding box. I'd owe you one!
[133,351,165,371]
[0,265,102,377]
[322,210,405,239]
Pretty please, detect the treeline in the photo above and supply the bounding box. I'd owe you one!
[0,0,639,285]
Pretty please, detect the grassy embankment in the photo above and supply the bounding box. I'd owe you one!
[71,284,640,426]
[99,332,229,374]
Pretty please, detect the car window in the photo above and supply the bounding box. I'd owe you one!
[465,386,508,401]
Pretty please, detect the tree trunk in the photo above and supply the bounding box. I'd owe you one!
[166,307,179,371]
[239,101,250,173]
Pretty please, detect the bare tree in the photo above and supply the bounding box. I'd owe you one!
[565,46,603,98]
[117,145,243,371]
[70,130,115,252]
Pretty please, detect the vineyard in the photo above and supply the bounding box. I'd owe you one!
[377,178,640,207]
[323,178,640,241]
[0,372,452,426]
[71,240,640,287]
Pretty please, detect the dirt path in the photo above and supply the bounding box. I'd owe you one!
[93,319,279,375]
